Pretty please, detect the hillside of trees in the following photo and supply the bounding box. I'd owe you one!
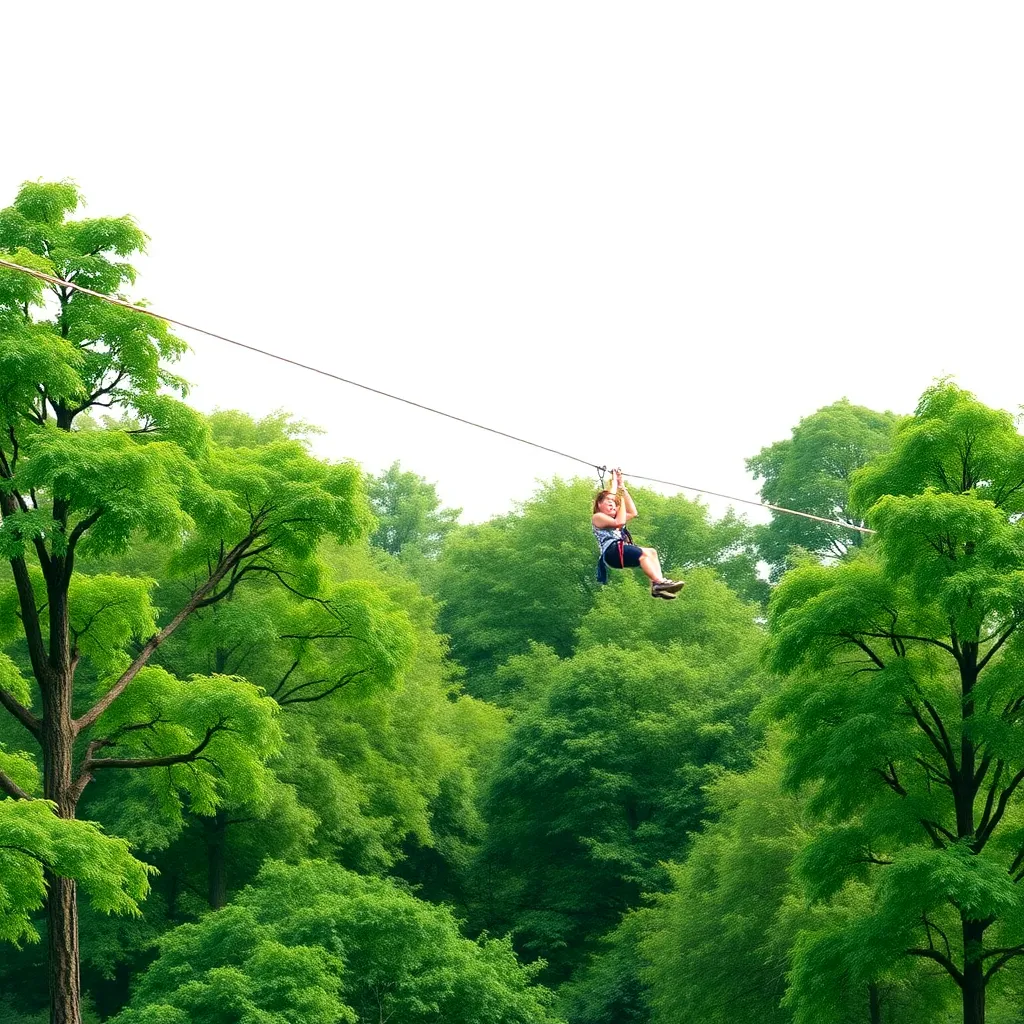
[3,182,1024,1024]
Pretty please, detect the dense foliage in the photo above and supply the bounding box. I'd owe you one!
[6,183,1024,1024]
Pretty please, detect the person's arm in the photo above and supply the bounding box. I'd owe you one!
[620,484,638,522]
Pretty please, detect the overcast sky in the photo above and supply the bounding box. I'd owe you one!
[4,3,1022,524]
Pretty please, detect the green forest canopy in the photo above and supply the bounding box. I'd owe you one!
[3,183,1024,1024]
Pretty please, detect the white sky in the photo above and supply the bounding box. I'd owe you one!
[3,3,1023,524]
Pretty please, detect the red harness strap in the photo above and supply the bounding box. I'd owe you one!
[615,525,633,568]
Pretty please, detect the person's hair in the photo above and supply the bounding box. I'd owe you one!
[593,489,618,514]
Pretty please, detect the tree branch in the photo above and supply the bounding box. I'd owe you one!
[0,768,31,800]
[75,531,260,734]
[914,756,952,788]
[0,686,40,739]
[977,621,1020,672]
[841,633,887,670]
[906,947,964,987]
[277,668,369,705]
[873,762,907,797]
[63,508,103,585]
[984,947,1024,982]
[854,630,956,655]
[81,720,228,773]
[975,760,1003,843]
[976,766,1024,849]
[903,697,957,779]
[920,819,950,850]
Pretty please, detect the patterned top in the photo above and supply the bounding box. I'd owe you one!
[592,522,624,554]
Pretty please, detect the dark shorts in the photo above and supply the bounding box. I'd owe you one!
[603,543,643,570]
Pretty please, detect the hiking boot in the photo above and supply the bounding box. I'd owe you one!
[652,578,685,596]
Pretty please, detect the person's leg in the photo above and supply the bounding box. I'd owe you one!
[639,547,685,597]
[638,547,663,583]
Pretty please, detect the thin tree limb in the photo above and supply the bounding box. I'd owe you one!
[906,948,964,987]
[0,768,31,800]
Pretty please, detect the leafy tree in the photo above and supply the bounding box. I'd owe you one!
[630,490,767,606]
[366,460,461,560]
[747,399,900,579]
[642,742,802,1024]
[767,382,1024,1024]
[0,182,371,1023]
[110,859,565,1024]
[432,477,764,688]
[469,571,766,981]
[555,910,651,1024]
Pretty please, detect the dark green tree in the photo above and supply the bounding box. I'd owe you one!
[470,570,765,981]
[642,742,803,1024]
[747,399,900,579]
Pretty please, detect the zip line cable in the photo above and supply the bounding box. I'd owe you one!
[0,256,874,536]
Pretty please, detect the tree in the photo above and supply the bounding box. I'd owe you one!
[747,399,900,579]
[469,570,766,981]
[767,382,1024,1024]
[0,182,372,1023]
[432,477,764,690]
[109,859,565,1024]
[555,910,651,1024]
[640,735,959,1024]
[642,742,803,1024]
[366,460,460,560]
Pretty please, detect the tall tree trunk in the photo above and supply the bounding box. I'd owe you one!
[868,981,882,1024]
[45,873,81,1024]
[206,810,229,909]
[962,918,985,1024]
[42,667,82,1024]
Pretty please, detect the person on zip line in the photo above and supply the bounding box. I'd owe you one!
[592,468,684,599]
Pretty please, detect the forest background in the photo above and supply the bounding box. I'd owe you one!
[5,183,1024,1024]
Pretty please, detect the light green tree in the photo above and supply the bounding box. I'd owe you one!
[0,182,371,1023]
[767,383,1024,1024]
[366,460,461,559]
[432,477,763,689]
[747,399,900,579]
[110,859,565,1024]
